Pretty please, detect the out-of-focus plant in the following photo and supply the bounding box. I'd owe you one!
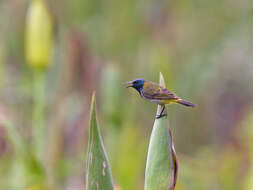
[112,123,147,189]
[0,116,46,189]
[145,73,178,190]
[0,44,4,89]
[25,0,53,68]
[101,63,122,126]
[242,112,253,190]
[85,93,114,190]
[26,183,49,190]
[25,0,54,158]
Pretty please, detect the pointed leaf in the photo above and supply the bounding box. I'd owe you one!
[85,93,114,190]
[145,73,178,190]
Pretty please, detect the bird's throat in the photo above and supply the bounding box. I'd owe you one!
[136,87,143,97]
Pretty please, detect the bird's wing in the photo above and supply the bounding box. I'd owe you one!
[142,82,178,100]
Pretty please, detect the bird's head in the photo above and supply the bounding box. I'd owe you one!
[125,79,145,93]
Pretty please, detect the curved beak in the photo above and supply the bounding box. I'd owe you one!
[125,81,133,88]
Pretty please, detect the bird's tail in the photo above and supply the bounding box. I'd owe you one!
[177,99,196,107]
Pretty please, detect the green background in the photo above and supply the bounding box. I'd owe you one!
[0,0,253,189]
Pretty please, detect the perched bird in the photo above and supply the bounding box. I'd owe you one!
[126,78,195,118]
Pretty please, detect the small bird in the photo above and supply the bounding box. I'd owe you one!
[126,78,195,119]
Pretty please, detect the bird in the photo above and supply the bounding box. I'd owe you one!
[125,78,195,119]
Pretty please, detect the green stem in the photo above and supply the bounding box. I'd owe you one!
[32,68,46,160]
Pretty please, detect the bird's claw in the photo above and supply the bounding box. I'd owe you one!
[155,113,167,119]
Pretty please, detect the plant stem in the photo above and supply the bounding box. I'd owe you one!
[32,68,46,160]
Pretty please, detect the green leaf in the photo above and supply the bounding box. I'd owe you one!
[85,93,114,190]
[144,73,178,190]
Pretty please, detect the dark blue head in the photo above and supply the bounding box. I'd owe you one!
[125,79,145,93]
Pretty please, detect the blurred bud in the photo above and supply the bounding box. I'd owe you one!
[100,63,122,125]
[25,0,53,68]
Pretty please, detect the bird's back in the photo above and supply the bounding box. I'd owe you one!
[142,81,178,102]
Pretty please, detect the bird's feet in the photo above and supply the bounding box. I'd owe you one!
[155,113,167,119]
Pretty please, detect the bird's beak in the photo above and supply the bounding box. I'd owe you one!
[125,81,133,88]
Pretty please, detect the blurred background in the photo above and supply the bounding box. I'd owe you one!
[0,0,253,189]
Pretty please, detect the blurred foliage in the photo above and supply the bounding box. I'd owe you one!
[0,0,253,189]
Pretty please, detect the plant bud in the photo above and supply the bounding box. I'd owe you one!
[25,0,53,68]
